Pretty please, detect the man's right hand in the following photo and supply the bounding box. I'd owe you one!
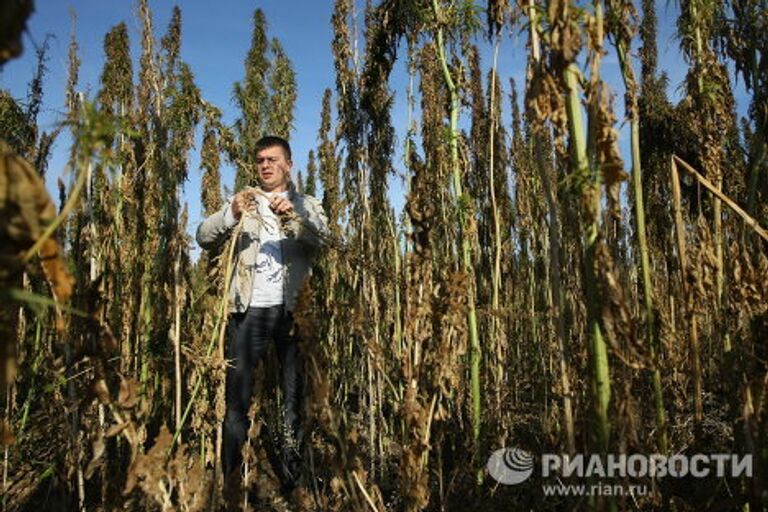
[231,190,256,220]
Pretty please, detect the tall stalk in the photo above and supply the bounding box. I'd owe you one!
[488,40,502,358]
[610,3,668,453]
[680,0,729,354]
[526,6,576,455]
[670,157,703,421]
[431,0,482,459]
[564,63,611,455]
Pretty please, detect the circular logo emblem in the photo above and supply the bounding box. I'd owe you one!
[487,447,534,485]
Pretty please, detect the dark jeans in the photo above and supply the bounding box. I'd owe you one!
[222,305,303,485]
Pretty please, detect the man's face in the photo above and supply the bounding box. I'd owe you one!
[256,145,291,192]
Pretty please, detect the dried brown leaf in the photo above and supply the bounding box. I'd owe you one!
[0,420,15,446]
[84,434,106,479]
[39,237,74,305]
[105,422,128,438]
[118,375,140,409]
[92,378,111,404]
[0,141,56,250]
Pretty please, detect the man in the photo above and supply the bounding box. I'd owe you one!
[196,135,328,492]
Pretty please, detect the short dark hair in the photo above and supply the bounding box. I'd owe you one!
[255,135,291,161]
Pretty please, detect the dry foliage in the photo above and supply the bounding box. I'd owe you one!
[3,1,768,511]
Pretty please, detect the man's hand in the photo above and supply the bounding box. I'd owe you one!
[269,195,294,215]
[231,190,256,220]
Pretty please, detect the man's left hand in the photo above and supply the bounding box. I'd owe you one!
[269,195,294,215]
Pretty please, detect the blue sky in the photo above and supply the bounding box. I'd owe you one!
[1,1,735,257]
[2,1,343,251]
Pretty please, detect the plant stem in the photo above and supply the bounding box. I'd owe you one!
[616,41,668,453]
[432,0,482,467]
[670,157,703,422]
